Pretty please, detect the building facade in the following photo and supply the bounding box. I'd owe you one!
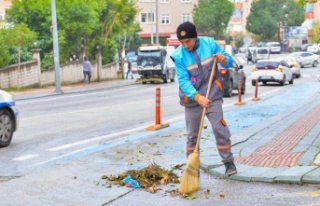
[135,0,197,43]
[0,0,12,26]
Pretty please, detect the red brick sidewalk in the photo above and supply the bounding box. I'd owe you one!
[235,104,320,167]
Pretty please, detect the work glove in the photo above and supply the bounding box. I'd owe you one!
[194,93,211,108]
[214,53,227,65]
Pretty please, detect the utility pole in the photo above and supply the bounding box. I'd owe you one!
[51,0,63,94]
[155,0,159,44]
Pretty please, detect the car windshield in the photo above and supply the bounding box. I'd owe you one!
[137,51,161,67]
[257,49,268,54]
[279,57,295,64]
[256,61,279,69]
[269,43,280,47]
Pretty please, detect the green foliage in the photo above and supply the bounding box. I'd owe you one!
[297,0,318,6]
[0,47,11,68]
[0,30,12,67]
[8,47,33,65]
[6,0,141,70]
[41,52,54,70]
[246,0,305,41]
[313,21,320,43]
[193,0,234,39]
[0,23,37,67]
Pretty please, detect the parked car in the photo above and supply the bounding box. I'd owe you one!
[219,57,246,97]
[306,43,320,54]
[0,90,18,147]
[266,42,281,54]
[251,59,294,86]
[288,51,319,68]
[276,57,301,78]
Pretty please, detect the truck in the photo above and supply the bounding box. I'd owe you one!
[136,45,175,84]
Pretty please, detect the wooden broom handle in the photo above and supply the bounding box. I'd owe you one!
[194,57,217,152]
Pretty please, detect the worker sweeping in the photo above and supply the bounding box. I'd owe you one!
[170,22,237,194]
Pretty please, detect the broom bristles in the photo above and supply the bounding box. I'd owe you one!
[179,151,200,195]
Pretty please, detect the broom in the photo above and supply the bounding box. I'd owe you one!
[179,57,218,195]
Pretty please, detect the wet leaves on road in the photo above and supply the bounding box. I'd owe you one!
[101,162,180,192]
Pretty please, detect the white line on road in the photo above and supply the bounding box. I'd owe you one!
[13,154,39,161]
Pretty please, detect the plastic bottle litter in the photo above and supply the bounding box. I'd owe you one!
[123,175,141,188]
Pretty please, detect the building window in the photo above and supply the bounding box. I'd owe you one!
[181,0,191,3]
[161,14,170,24]
[182,14,192,22]
[160,0,170,2]
[140,12,155,23]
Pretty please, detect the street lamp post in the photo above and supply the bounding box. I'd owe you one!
[50,0,63,94]
[96,45,101,82]
[155,0,159,44]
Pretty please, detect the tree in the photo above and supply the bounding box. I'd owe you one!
[0,29,12,67]
[246,0,304,41]
[297,0,318,6]
[193,0,234,39]
[6,0,141,70]
[5,24,37,87]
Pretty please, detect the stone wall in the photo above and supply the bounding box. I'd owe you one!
[0,50,119,89]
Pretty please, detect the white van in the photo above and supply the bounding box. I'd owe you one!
[266,42,281,54]
[252,47,270,63]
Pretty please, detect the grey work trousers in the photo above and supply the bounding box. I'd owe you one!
[184,99,234,163]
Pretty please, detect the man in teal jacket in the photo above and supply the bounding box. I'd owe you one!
[171,22,237,176]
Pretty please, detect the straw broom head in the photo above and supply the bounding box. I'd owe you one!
[179,150,200,195]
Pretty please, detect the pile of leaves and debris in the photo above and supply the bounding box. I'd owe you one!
[101,162,183,194]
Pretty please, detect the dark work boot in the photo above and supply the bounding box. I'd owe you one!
[224,162,237,176]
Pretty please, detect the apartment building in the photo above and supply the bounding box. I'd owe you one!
[135,0,197,41]
[0,0,11,25]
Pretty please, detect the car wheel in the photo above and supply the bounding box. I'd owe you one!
[312,60,318,67]
[0,109,14,148]
[280,75,285,86]
[300,63,304,68]
[262,81,267,85]
[289,75,294,84]
[224,79,233,97]
[163,73,168,83]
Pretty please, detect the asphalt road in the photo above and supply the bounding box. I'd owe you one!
[0,53,319,205]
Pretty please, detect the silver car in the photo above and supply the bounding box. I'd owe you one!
[288,52,319,68]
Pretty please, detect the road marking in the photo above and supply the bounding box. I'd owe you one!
[13,86,283,163]
[13,154,39,161]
